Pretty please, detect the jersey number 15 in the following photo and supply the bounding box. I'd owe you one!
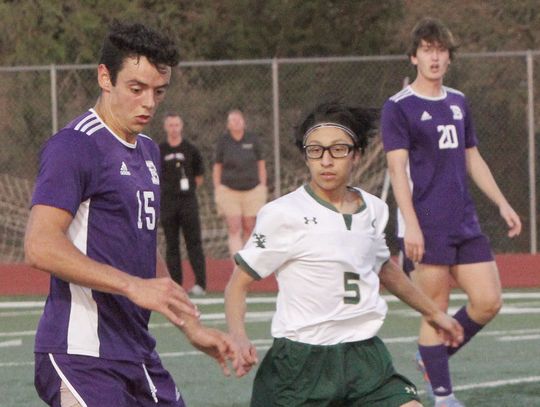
[136,190,156,230]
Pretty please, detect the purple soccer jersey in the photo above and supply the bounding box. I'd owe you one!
[381,86,482,238]
[32,109,162,362]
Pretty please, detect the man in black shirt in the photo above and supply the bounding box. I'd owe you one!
[160,113,206,295]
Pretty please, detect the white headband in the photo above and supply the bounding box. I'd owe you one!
[303,122,358,146]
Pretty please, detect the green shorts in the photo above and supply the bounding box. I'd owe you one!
[250,336,419,407]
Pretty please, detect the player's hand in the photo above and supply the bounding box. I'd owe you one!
[187,327,244,377]
[125,277,199,327]
[230,334,258,376]
[499,203,522,238]
[404,224,425,263]
[427,311,464,348]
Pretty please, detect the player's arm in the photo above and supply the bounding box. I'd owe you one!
[193,146,204,188]
[466,146,521,237]
[24,204,198,326]
[224,264,258,376]
[379,259,464,347]
[177,311,242,377]
[386,149,424,262]
[154,247,241,376]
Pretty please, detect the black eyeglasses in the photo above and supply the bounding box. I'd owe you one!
[304,144,355,159]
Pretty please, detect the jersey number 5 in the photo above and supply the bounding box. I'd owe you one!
[136,190,156,230]
[344,272,361,304]
[437,124,459,149]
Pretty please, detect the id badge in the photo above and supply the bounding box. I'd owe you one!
[180,178,190,191]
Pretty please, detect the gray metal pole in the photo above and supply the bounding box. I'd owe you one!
[272,58,281,199]
[50,64,58,135]
[526,51,537,254]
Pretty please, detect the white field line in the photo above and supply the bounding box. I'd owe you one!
[414,376,540,396]
[0,301,45,309]
[3,303,539,320]
[0,310,42,317]
[2,291,540,310]
[498,334,540,341]
[0,339,22,347]
[391,305,540,317]
[0,330,35,337]
[454,376,540,391]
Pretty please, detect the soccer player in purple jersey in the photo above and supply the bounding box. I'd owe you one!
[381,18,522,407]
[25,21,239,407]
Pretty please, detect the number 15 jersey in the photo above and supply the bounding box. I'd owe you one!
[31,109,161,363]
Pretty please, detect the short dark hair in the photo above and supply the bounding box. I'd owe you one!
[99,21,180,85]
[294,101,379,155]
[407,18,457,59]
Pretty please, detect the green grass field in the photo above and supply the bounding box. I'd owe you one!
[1,289,540,406]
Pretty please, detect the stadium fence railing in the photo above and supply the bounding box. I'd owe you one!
[0,51,538,262]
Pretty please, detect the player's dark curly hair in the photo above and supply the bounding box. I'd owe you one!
[294,101,379,155]
[407,18,458,60]
[99,20,180,85]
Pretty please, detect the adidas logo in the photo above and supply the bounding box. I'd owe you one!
[434,386,448,393]
[120,161,131,176]
[421,111,432,121]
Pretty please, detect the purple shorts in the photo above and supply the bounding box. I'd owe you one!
[35,352,186,407]
[398,233,494,274]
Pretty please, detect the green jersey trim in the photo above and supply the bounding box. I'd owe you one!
[303,184,367,230]
[234,253,262,281]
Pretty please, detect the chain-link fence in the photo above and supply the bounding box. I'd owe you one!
[0,52,538,262]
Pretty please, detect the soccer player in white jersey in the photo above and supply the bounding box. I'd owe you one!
[225,101,464,406]
[25,21,239,407]
[381,18,522,407]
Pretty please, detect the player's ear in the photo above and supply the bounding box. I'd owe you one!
[352,150,361,165]
[97,64,113,91]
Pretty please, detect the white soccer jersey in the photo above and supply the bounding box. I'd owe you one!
[235,184,390,345]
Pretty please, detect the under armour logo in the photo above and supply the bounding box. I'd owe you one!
[253,233,266,248]
[304,217,317,224]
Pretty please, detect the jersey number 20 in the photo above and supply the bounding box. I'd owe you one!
[437,124,458,149]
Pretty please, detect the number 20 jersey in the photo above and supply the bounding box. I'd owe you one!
[31,109,161,363]
[381,86,481,237]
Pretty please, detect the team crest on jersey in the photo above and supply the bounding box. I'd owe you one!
[450,105,463,120]
[253,233,266,248]
[404,386,417,395]
[145,160,160,185]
